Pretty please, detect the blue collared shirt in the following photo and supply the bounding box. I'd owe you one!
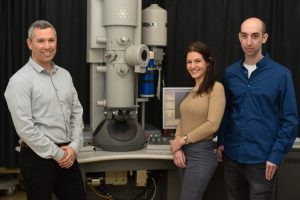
[218,53,298,165]
[4,58,83,162]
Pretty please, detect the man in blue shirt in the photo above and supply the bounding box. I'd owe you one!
[217,17,298,200]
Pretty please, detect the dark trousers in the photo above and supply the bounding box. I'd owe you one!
[179,140,218,200]
[223,156,276,200]
[19,147,86,200]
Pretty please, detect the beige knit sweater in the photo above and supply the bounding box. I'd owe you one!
[175,81,226,143]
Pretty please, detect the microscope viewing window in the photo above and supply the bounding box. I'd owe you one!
[162,87,192,129]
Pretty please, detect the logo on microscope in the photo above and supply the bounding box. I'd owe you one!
[142,22,157,28]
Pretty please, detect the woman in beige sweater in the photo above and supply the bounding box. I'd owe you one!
[170,41,226,200]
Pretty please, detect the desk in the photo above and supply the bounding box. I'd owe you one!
[78,146,174,171]
[77,146,180,200]
[78,138,300,200]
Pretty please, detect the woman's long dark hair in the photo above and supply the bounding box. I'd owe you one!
[184,41,216,95]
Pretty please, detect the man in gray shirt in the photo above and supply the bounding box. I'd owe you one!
[4,20,86,200]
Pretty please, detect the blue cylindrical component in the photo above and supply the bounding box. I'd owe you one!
[140,58,155,97]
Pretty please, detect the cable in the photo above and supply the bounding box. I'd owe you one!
[87,182,112,200]
[150,177,157,200]
[87,171,159,200]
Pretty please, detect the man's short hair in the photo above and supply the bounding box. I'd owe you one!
[28,20,56,39]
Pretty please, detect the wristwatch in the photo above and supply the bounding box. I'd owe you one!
[183,134,189,144]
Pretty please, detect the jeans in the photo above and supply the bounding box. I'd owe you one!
[19,147,86,200]
[179,140,218,200]
[223,156,276,200]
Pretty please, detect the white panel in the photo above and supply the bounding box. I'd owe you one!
[90,63,105,131]
[87,0,106,63]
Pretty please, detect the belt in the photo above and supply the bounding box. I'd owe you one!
[21,142,70,148]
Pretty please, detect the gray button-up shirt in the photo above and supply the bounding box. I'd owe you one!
[4,58,83,162]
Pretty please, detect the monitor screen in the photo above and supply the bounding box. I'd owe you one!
[162,87,192,129]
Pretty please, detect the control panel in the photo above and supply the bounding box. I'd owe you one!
[146,134,173,150]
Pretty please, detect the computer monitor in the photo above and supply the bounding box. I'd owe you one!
[162,87,192,129]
